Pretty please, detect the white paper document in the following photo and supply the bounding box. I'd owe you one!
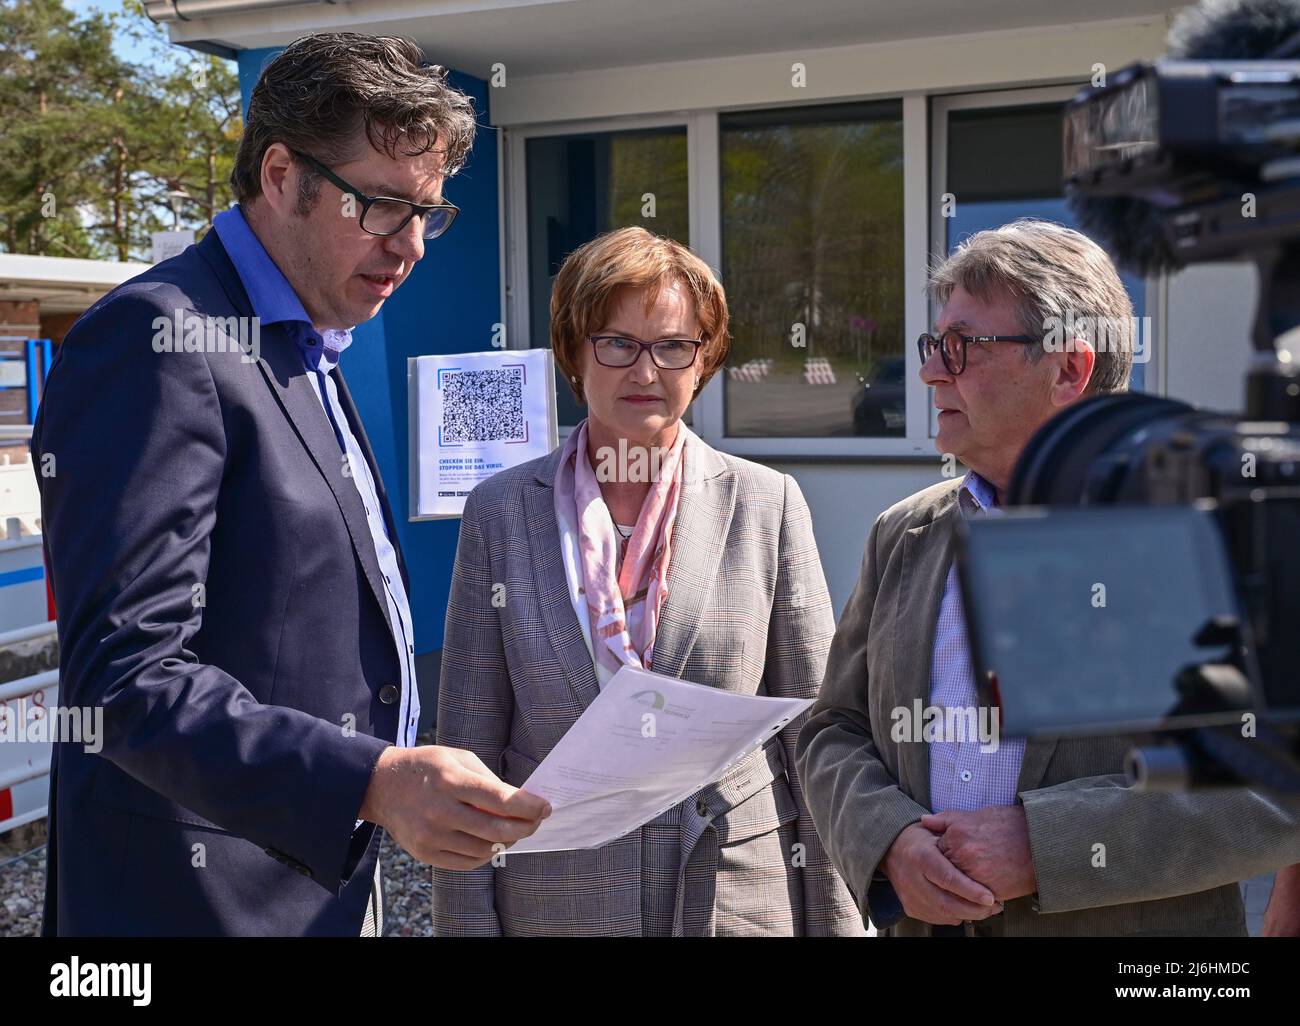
[507,665,812,854]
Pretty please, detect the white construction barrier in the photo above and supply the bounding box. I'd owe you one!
[0,648,58,833]
[803,358,837,385]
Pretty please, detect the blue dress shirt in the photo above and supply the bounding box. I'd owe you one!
[212,206,420,751]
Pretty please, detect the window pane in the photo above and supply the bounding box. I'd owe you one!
[944,103,1149,391]
[948,104,1063,202]
[721,101,905,437]
[526,128,689,427]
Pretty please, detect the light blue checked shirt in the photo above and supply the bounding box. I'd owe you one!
[927,471,1026,811]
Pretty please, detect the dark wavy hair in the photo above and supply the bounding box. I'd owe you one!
[230,33,477,210]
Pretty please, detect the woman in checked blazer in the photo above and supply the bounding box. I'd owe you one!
[432,227,862,937]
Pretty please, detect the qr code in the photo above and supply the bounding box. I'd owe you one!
[441,367,526,443]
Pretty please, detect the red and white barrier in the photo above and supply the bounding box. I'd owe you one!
[803,358,837,385]
[0,630,58,834]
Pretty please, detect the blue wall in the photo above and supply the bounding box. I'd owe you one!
[235,48,497,656]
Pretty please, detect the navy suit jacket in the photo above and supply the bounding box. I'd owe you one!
[32,229,409,935]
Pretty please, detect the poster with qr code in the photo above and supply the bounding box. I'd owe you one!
[408,348,558,519]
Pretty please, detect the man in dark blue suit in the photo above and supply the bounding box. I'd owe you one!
[32,33,548,936]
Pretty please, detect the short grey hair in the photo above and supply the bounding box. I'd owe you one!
[928,219,1134,394]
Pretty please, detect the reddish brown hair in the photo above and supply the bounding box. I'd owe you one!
[549,227,730,403]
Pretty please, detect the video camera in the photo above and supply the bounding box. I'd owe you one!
[956,1,1300,792]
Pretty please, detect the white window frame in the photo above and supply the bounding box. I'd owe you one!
[690,95,932,458]
[503,112,698,441]
[505,100,933,456]
[504,86,1161,455]
[929,86,1167,407]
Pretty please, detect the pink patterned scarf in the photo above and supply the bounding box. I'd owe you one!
[553,419,686,680]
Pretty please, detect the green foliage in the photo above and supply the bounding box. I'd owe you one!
[721,116,906,370]
[0,0,241,262]
[607,131,689,243]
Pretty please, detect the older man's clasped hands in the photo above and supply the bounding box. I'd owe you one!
[881,808,1039,926]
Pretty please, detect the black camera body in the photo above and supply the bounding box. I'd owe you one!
[955,53,1300,791]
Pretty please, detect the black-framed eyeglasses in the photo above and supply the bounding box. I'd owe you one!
[588,334,702,370]
[917,330,1040,375]
[289,149,459,240]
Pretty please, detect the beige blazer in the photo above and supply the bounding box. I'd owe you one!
[797,478,1300,936]
[433,425,863,936]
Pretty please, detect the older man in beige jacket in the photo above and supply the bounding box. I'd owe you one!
[798,219,1300,937]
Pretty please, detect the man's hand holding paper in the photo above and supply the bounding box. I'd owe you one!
[506,665,812,854]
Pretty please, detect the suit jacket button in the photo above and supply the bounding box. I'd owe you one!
[378,684,399,705]
[695,798,709,817]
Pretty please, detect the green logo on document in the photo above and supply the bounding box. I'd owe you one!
[630,689,665,710]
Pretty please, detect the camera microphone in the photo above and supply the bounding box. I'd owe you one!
[1066,0,1300,277]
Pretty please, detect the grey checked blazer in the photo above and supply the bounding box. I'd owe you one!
[797,478,1300,936]
[433,425,863,936]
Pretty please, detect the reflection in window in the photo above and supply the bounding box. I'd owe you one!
[721,101,905,437]
[526,128,689,427]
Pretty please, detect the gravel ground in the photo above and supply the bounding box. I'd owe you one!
[378,826,433,937]
[0,732,437,938]
[377,728,435,937]
[0,822,47,937]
